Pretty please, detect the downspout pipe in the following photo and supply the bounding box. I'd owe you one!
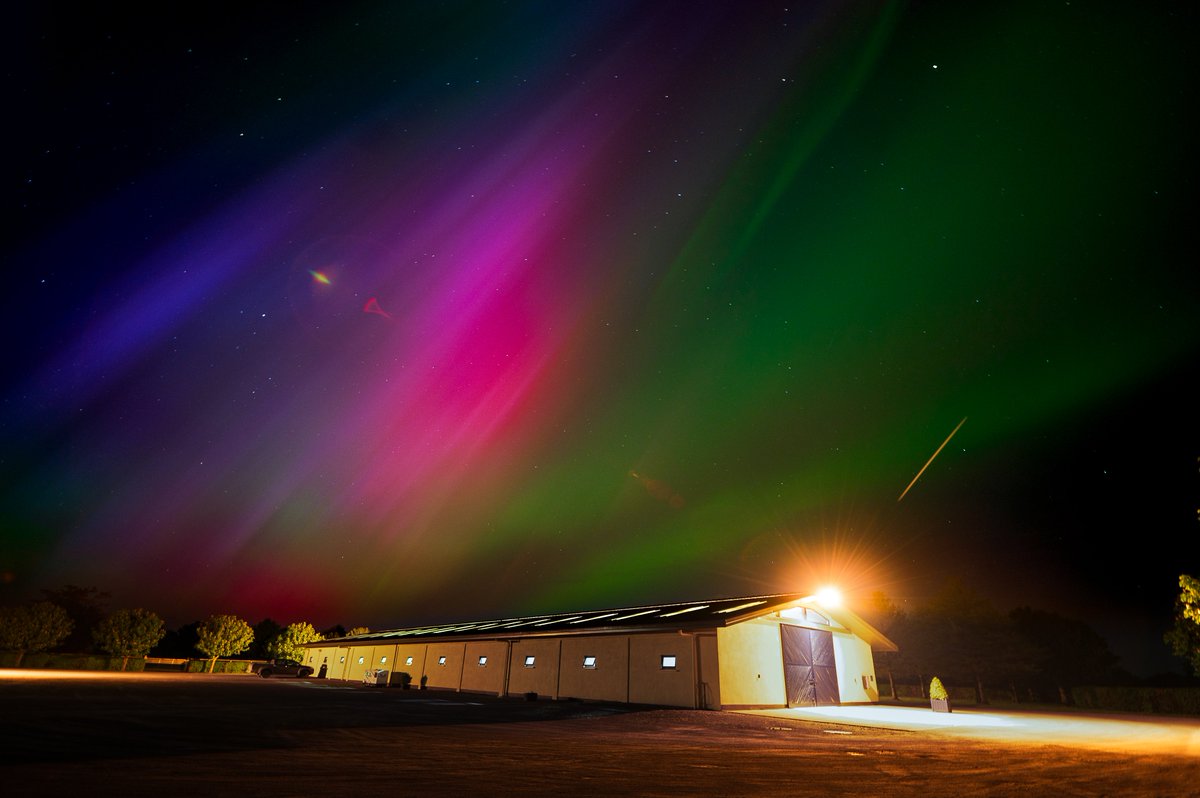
[501,639,512,698]
[554,639,562,700]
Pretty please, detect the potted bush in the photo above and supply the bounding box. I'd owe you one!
[929,676,951,713]
[396,671,413,689]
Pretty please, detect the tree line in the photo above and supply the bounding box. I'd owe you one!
[0,585,359,672]
[864,574,1200,704]
[3,577,1199,696]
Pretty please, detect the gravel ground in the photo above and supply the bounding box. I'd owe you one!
[2,671,1197,797]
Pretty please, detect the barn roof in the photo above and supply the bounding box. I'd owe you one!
[312,592,897,651]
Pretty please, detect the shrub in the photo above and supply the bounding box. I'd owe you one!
[929,676,949,701]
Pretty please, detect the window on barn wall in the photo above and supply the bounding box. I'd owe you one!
[524,655,536,668]
[661,655,677,669]
[583,656,597,669]
[438,656,447,666]
[339,656,345,663]
[380,656,387,663]
[405,656,413,666]
[357,656,364,664]
[478,656,488,666]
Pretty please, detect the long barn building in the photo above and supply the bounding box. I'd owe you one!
[301,592,896,710]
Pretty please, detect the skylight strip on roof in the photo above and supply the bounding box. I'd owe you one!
[570,613,618,624]
[500,618,550,628]
[659,604,710,618]
[715,600,767,614]
[534,616,581,626]
[611,609,658,621]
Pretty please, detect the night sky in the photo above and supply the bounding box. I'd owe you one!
[4,1,1196,676]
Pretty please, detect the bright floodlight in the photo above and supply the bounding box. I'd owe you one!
[814,586,842,608]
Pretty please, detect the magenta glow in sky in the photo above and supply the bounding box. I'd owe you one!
[3,2,1197,676]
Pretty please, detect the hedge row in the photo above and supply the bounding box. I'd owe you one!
[0,653,254,674]
[0,652,146,670]
[185,659,253,674]
[891,681,1200,715]
[1071,686,1200,715]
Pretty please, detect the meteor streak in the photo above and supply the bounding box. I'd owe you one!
[898,416,967,502]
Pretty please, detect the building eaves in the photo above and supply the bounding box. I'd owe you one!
[316,593,818,645]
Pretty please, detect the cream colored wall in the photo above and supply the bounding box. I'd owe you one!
[424,642,466,690]
[314,644,395,682]
[460,641,509,695]
[301,612,881,708]
[629,633,696,708]
[369,644,398,684]
[344,646,377,682]
[304,646,341,677]
[716,620,785,707]
[506,639,561,698]
[557,635,629,703]
[697,634,720,709]
[395,644,427,685]
[326,647,350,680]
[832,633,879,703]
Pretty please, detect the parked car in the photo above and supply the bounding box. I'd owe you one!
[254,658,314,678]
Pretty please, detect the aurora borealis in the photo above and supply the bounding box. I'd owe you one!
[4,1,1196,674]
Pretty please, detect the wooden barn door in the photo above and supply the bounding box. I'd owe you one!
[781,625,840,707]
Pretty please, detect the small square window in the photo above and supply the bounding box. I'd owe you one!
[339,656,345,663]
[405,656,414,666]
[661,655,677,670]
[357,656,365,665]
[524,655,536,668]
[380,656,387,664]
[582,655,597,669]
[438,656,447,666]
[478,656,488,666]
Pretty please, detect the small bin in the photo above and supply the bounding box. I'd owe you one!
[363,668,388,686]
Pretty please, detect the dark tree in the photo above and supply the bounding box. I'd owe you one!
[249,618,283,660]
[1011,606,1119,702]
[914,578,1028,704]
[40,585,109,653]
[93,608,166,671]
[151,621,201,658]
[864,591,905,699]
[0,602,74,666]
